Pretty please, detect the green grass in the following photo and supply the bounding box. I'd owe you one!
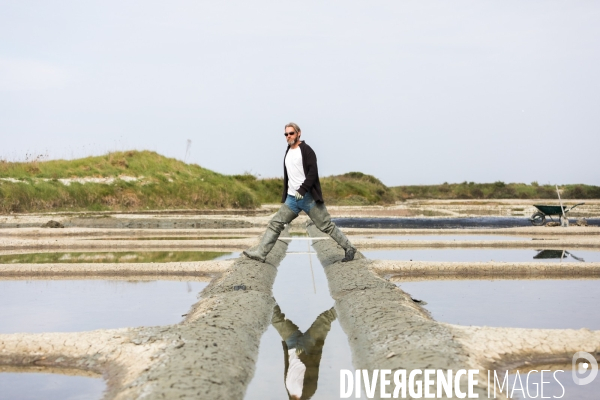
[1,151,599,213]
[0,151,260,212]
[321,172,397,205]
[234,171,396,206]
[392,181,600,200]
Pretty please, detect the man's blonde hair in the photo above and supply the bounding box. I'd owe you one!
[285,122,301,134]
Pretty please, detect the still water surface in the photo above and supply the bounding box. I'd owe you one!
[245,239,354,400]
[0,279,210,399]
[0,280,208,333]
[0,372,105,400]
[363,248,600,262]
[357,235,530,241]
[397,279,600,329]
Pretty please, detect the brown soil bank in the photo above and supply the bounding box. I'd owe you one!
[0,216,255,229]
[373,260,600,279]
[0,259,233,279]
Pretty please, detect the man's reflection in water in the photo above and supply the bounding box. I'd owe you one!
[271,304,337,400]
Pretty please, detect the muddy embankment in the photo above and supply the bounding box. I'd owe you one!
[307,223,600,400]
[0,217,255,230]
[372,260,600,279]
[0,259,234,280]
[0,209,278,230]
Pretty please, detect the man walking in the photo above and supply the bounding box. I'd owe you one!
[243,122,356,263]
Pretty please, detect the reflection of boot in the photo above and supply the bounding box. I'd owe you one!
[307,204,356,262]
[244,205,297,262]
[271,304,285,324]
[302,308,337,352]
[319,308,337,323]
[293,308,337,399]
[272,305,301,343]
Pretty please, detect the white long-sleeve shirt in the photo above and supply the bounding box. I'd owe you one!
[285,349,306,398]
[285,147,306,196]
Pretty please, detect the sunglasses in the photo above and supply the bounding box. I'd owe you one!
[284,132,297,137]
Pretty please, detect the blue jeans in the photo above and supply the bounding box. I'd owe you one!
[284,192,316,215]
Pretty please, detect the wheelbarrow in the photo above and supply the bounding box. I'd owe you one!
[533,249,585,262]
[530,203,584,226]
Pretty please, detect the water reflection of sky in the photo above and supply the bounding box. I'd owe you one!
[363,249,600,262]
[0,280,208,333]
[397,279,600,329]
[356,235,530,241]
[245,239,354,400]
[0,372,105,400]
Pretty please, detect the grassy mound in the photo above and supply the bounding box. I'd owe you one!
[321,172,396,205]
[1,151,598,213]
[233,171,395,206]
[0,151,259,212]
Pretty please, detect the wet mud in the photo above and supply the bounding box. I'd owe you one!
[0,210,276,230]
[307,223,487,397]
[0,217,257,229]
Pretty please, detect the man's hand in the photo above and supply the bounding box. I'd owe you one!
[295,192,304,201]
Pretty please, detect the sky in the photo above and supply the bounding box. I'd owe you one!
[1,1,599,186]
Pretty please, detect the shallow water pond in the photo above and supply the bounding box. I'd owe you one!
[356,235,531,241]
[397,279,600,329]
[89,236,247,240]
[0,251,238,264]
[0,280,208,333]
[245,239,354,400]
[363,248,600,262]
[334,217,600,229]
[0,372,105,400]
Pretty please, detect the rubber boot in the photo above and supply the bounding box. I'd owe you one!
[330,227,357,262]
[306,203,356,262]
[243,204,297,262]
